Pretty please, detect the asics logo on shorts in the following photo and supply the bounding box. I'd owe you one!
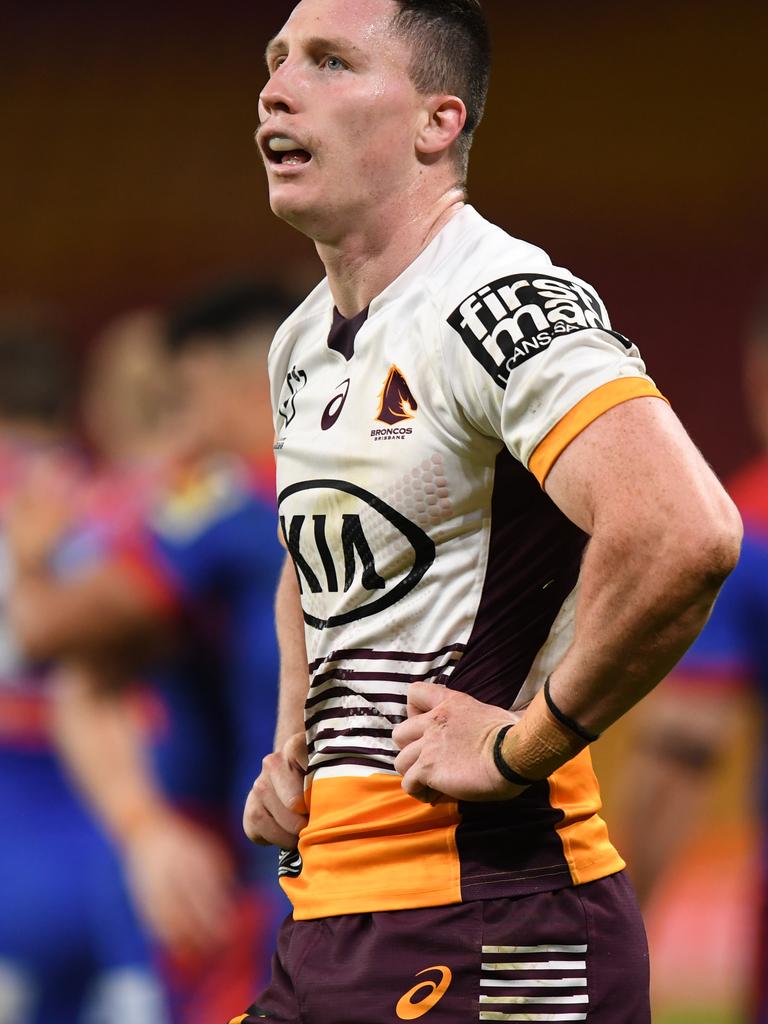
[396,966,452,1020]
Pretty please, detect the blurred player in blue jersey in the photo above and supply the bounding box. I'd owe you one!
[8,284,293,1024]
[617,289,768,1021]
[0,314,169,1024]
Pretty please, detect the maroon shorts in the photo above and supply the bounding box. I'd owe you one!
[229,871,649,1024]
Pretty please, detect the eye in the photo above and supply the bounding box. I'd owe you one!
[322,55,347,71]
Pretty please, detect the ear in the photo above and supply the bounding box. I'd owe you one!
[415,95,467,157]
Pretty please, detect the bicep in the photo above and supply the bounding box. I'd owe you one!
[543,397,735,542]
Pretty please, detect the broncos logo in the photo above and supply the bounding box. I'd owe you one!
[376,365,418,425]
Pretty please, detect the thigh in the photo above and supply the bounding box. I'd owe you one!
[240,873,650,1024]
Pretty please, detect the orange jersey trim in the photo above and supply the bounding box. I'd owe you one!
[284,773,462,920]
[548,748,625,885]
[529,378,668,486]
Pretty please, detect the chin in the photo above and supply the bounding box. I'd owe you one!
[270,186,312,225]
[269,187,337,241]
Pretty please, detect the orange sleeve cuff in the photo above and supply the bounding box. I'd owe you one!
[529,377,668,486]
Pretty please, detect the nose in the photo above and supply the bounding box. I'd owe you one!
[259,63,298,120]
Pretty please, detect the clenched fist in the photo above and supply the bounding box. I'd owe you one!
[243,731,309,848]
[393,683,527,803]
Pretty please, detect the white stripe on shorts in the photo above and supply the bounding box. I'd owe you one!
[482,946,587,954]
[479,1015,587,1022]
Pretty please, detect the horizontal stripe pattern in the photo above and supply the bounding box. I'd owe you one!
[478,943,588,1023]
[304,645,465,772]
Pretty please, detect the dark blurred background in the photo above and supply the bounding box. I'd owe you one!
[3,0,766,475]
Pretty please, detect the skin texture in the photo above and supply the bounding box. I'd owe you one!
[243,0,742,844]
[256,0,467,317]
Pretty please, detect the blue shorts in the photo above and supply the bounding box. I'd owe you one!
[0,748,167,1023]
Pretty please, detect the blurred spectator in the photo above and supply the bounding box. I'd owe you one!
[8,283,293,1024]
[615,288,768,1020]
[0,314,169,1024]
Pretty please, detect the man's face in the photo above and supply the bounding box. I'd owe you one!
[174,335,272,457]
[257,0,425,240]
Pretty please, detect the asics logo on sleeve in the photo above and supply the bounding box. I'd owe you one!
[395,966,452,1020]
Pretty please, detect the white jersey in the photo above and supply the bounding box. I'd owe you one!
[270,206,663,920]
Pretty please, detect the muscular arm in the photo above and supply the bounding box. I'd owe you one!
[11,561,168,663]
[394,398,742,800]
[542,399,739,718]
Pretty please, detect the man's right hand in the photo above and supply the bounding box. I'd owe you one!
[243,731,309,847]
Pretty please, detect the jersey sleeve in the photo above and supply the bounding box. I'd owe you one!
[439,270,666,484]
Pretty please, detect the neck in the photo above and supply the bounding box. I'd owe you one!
[316,186,466,318]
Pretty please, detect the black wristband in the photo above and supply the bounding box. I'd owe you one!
[544,677,601,744]
[492,724,536,787]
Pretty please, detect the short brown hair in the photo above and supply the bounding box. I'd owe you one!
[391,0,491,180]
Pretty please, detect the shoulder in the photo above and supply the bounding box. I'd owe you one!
[425,208,610,342]
[269,278,332,369]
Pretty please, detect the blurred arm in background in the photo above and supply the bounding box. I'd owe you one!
[51,660,236,958]
[616,291,768,908]
[613,679,746,906]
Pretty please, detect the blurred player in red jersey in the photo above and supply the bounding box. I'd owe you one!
[232,2,741,1022]
[615,289,768,1021]
[0,314,170,1024]
[8,285,292,1024]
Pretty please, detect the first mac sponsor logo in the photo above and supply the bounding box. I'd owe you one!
[278,479,435,630]
[448,274,616,388]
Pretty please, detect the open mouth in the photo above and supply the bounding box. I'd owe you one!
[265,136,313,167]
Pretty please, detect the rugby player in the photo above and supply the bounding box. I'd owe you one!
[237,1,742,1021]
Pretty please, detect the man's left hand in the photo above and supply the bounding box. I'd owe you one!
[392,682,528,804]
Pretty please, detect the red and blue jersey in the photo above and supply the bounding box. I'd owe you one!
[115,454,283,859]
[0,440,166,1023]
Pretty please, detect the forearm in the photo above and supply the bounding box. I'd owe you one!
[504,530,736,780]
[274,557,310,748]
[552,528,728,732]
[51,663,170,846]
[11,564,165,664]
[501,399,742,781]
